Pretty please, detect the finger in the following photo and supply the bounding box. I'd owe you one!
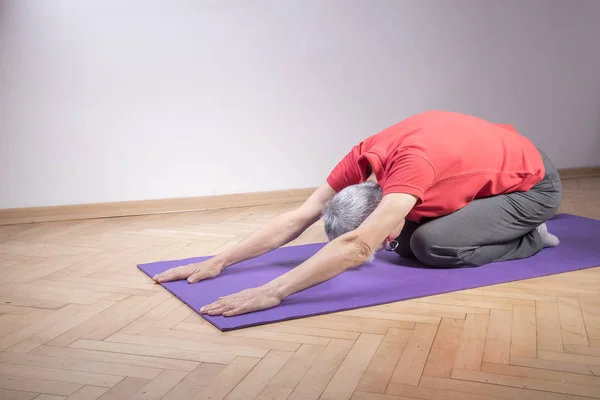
[187,270,212,284]
[223,303,251,317]
[200,299,230,314]
[199,301,222,313]
[152,270,170,282]
[201,301,233,316]
[205,306,231,316]
[153,266,191,283]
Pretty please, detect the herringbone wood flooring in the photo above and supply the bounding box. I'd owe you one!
[0,177,599,400]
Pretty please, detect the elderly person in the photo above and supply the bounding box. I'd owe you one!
[153,110,562,317]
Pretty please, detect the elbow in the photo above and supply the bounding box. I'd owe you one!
[342,234,374,266]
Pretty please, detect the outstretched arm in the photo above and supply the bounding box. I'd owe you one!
[154,183,337,283]
[200,192,417,316]
[211,183,337,270]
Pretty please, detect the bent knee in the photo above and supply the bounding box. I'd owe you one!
[409,229,440,265]
[409,229,474,268]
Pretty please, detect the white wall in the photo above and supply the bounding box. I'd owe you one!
[1,0,599,209]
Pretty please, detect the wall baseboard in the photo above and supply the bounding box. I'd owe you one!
[557,166,600,180]
[0,187,316,226]
[1,167,599,226]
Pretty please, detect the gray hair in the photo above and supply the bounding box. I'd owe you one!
[322,181,383,241]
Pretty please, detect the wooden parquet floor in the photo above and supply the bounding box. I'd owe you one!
[0,177,599,400]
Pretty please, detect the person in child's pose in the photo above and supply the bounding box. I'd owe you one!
[154,110,561,317]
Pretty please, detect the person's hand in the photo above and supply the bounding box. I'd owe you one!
[200,285,282,317]
[152,259,223,284]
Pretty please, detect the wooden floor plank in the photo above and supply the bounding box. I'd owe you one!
[387,381,501,400]
[96,377,150,400]
[119,297,185,335]
[390,323,438,386]
[536,300,564,352]
[130,370,188,400]
[29,394,66,400]
[366,302,467,320]
[0,363,123,387]
[46,296,148,347]
[579,294,600,340]
[255,344,325,400]
[339,309,441,325]
[225,327,332,346]
[481,362,600,389]
[65,386,109,400]
[420,375,590,400]
[0,310,55,338]
[191,357,259,400]
[423,318,465,378]
[558,297,590,347]
[509,355,596,376]
[422,292,533,310]
[7,300,116,353]
[249,323,360,340]
[103,333,270,358]
[482,309,512,364]
[0,305,36,315]
[321,333,384,400]
[451,368,600,398]
[150,304,191,330]
[3,254,98,284]
[282,314,414,334]
[0,389,39,400]
[564,344,600,357]
[31,345,199,372]
[136,327,301,352]
[68,338,236,364]
[453,314,488,371]
[356,328,411,393]
[351,391,419,400]
[0,376,82,396]
[0,352,163,380]
[224,350,293,400]
[0,304,108,352]
[538,349,600,366]
[162,363,224,400]
[83,293,172,341]
[510,305,537,358]
[287,339,354,400]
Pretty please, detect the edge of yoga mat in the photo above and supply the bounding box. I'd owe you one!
[138,213,600,331]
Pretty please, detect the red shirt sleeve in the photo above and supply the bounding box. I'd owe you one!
[381,150,435,202]
[326,144,363,192]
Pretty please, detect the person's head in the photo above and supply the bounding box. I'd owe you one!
[322,181,383,255]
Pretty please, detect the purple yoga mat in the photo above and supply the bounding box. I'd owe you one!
[138,214,600,331]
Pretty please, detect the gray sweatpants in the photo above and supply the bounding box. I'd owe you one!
[391,149,562,267]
